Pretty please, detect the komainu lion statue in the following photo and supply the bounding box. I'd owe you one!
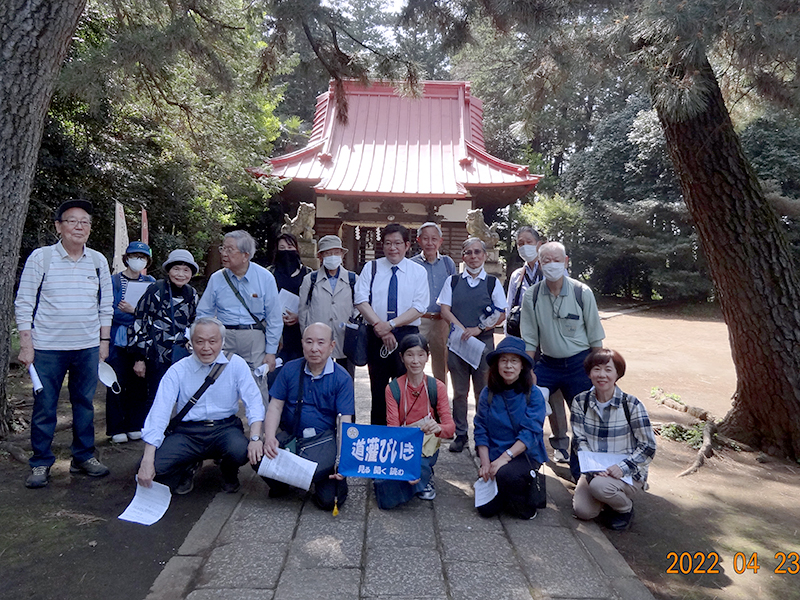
[282,202,316,241]
[466,208,499,248]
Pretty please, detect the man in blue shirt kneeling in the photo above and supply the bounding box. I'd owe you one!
[261,323,355,510]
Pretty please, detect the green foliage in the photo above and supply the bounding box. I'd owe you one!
[25,0,289,273]
[561,95,712,300]
[661,423,706,450]
[740,110,800,267]
[518,194,590,277]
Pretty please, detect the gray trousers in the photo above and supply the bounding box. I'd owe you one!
[447,333,494,437]
[418,317,449,384]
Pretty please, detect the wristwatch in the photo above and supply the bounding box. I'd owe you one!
[250,435,262,442]
[478,323,486,331]
[388,319,396,329]
[505,449,514,459]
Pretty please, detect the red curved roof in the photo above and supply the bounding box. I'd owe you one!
[250,80,540,200]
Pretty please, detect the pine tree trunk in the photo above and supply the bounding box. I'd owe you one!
[0,0,87,435]
[655,54,800,459]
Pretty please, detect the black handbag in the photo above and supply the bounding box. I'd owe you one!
[344,260,376,367]
[499,389,547,509]
[344,316,369,366]
[506,306,522,337]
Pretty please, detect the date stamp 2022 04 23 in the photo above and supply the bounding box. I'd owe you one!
[666,551,800,575]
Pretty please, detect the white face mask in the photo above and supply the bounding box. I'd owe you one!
[322,255,342,271]
[518,244,538,263]
[465,264,483,275]
[127,257,148,272]
[542,261,566,282]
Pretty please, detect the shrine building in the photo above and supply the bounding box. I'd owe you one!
[248,79,540,272]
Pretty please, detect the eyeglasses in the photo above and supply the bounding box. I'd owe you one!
[383,240,406,248]
[463,250,484,256]
[218,246,240,255]
[61,218,91,227]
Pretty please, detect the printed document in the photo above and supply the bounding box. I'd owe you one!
[257,449,316,491]
[118,479,171,525]
[124,281,153,309]
[278,289,300,316]
[473,477,499,507]
[447,327,486,370]
[577,451,633,485]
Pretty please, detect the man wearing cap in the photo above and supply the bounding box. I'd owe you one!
[106,241,156,444]
[519,241,605,466]
[438,238,507,453]
[410,222,456,384]
[15,199,114,488]
[298,235,358,377]
[196,230,283,398]
[354,223,429,425]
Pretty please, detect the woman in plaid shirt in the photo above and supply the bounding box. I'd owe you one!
[571,348,656,531]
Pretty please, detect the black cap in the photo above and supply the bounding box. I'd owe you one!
[54,199,93,221]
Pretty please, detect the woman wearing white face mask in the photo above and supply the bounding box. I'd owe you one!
[106,242,156,444]
[505,226,545,337]
[298,235,359,376]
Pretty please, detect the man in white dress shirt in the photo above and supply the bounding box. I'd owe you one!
[354,224,429,425]
[137,317,265,495]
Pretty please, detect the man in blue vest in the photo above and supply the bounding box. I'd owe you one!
[438,238,507,452]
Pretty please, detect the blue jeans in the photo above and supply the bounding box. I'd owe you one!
[31,347,100,468]
[534,349,593,451]
[374,451,438,510]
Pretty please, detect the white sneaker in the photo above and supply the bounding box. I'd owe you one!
[111,433,128,444]
[553,449,570,464]
[126,431,143,440]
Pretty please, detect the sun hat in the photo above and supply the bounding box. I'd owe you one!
[317,235,347,254]
[54,199,93,221]
[162,249,199,275]
[485,336,535,369]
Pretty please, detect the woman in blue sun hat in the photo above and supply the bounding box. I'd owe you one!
[473,336,548,520]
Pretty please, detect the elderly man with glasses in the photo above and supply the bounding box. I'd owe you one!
[15,199,114,488]
[354,224,429,425]
[438,237,507,452]
[196,230,283,399]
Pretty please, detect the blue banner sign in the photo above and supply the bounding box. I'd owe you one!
[338,423,422,481]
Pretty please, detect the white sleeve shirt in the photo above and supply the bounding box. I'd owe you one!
[142,352,266,448]
[354,257,429,325]
[437,269,508,310]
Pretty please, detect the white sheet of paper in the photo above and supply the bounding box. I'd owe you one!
[118,479,172,525]
[124,281,153,308]
[474,477,499,507]
[278,289,300,315]
[447,326,486,370]
[257,448,316,491]
[537,386,552,416]
[577,451,633,485]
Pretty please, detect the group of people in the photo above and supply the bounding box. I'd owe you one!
[15,201,656,529]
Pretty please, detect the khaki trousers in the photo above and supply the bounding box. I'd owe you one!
[224,328,268,400]
[573,473,643,519]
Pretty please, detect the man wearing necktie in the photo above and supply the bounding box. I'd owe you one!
[354,224,429,425]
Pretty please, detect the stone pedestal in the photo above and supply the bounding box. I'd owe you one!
[483,248,505,284]
[299,239,318,270]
